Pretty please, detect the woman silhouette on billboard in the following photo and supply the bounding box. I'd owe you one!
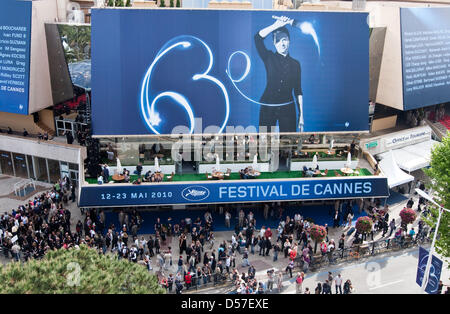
[255,16,304,133]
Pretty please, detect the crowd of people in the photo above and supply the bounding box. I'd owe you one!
[0,188,436,294]
[0,176,76,261]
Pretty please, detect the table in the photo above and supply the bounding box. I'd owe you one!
[154,172,164,180]
[112,174,125,182]
[247,171,261,179]
[212,171,224,180]
[340,168,354,176]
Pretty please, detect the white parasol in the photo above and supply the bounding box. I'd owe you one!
[252,154,258,172]
[215,154,221,172]
[345,152,352,169]
[116,158,122,175]
[312,153,318,170]
[154,157,161,172]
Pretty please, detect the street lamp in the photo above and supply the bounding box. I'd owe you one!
[415,188,450,294]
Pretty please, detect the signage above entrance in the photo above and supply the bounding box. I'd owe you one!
[79,177,389,207]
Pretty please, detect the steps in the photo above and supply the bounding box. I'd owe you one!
[35,121,56,137]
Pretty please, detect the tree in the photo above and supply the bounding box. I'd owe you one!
[0,245,166,294]
[126,0,131,6]
[170,0,174,7]
[107,0,114,6]
[160,0,166,7]
[424,133,450,265]
[176,0,181,7]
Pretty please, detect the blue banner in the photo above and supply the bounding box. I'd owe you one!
[79,177,389,207]
[400,7,450,110]
[416,246,443,294]
[0,0,32,115]
[91,9,369,135]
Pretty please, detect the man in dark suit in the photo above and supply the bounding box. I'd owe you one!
[102,164,109,183]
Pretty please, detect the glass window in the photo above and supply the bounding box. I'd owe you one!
[12,153,28,178]
[48,159,61,184]
[27,155,34,179]
[0,151,14,176]
[34,157,49,182]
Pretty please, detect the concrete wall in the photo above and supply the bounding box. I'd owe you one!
[29,0,60,114]
[0,112,42,134]
[0,134,86,164]
[39,109,56,131]
[371,115,397,132]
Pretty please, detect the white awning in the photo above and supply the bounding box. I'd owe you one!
[378,140,440,173]
[378,150,414,188]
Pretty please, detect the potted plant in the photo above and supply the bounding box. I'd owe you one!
[355,216,373,235]
[399,207,417,230]
[310,224,327,253]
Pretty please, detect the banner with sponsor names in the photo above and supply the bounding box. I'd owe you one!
[0,0,32,115]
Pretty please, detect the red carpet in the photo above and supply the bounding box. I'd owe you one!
[439,115,450,130]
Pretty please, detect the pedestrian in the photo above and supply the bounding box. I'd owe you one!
[273,242,280,262]
[242,248,250,267]
[295,272,304,294]
[304,287,310,294]
[315,282,322,294]
[267,269,275,292]
[335,273,343,294]
[389,219,396,237]
[343,279,353,294]
[285,259,294,278]
[323,279,331,294]
[276,272,283,292]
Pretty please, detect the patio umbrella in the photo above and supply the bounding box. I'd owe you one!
[215,154,221,172]
[328,139,334,153]
[154,157,161,172]
[345,152,352,168]
[312,153,318,170]
[252,154,258,172]
[116,158,123,175]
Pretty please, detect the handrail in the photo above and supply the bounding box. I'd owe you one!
[14,178,36,196]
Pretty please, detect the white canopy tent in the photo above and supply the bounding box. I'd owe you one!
[378,140,440,173]
[378,150,414,188]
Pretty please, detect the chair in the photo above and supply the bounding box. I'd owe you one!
[224,168,231,178]
[354,167,361,176]
[321,169,328,176]
[167,172,174,181]
[206,172,212,180]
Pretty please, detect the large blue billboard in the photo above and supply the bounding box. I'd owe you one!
[400,7,450,110]
[0,0,32,115]
[91,9,369,135]
[79,177,389,207]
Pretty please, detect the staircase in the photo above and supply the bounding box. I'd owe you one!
[424,119,448,141]
[35,121,56,138]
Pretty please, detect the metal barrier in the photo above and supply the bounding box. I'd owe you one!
[163,234,431,293]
